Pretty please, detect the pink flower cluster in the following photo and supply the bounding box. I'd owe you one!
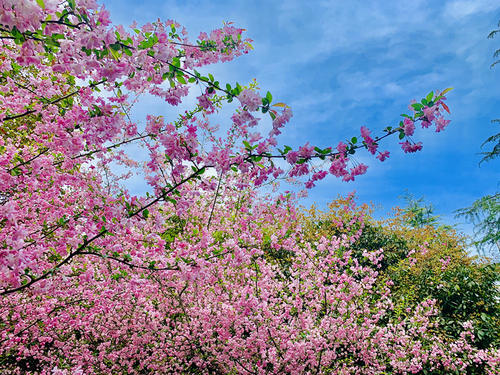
[237,88,261,111]
[400,140,423,153]
[360,126,378,154]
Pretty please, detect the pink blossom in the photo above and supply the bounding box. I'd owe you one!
[360,126,371,139]
[423,105,437,122]
[0,200,17,224]
[435,116,450,132]
[400,141,423,153]
[237,89,261,111]
[197,93,213,110]
[403,117,415,136]
[377,150,390,162]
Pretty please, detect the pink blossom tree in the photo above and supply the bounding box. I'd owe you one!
[1,1,495,374]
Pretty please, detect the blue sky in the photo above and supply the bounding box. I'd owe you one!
[102,0,499,233]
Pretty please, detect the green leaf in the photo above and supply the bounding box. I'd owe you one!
[411,103,424,111]
[110,48,121,60]
[243,140,252,150]
[142,209,149,219]
[10,167,22,176]
[426,91,434,102]
[266,91,272,102]
[36,0,45,8]
[11,26,26,45]
[351,137,357,144]
[177,75,186,84]
[235,82,242,95]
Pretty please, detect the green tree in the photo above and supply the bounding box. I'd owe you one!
[456,193,499,256]
[400,192,440,228]
[482,18,500,162]
[455,19,500,259]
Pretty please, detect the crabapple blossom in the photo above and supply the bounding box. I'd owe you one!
[0,1,484,374]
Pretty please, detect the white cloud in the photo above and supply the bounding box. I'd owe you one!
[444,0,500,19]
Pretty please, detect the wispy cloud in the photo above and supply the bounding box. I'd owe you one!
[444,0,500,19]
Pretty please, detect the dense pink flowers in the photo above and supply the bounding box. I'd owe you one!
[0,1,469,373]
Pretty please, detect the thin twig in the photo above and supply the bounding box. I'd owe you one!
[207,171,224,229]
[2,79,106,122]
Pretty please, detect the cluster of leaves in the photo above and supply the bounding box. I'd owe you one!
[488,18,500,69]
[385,211,499,351]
